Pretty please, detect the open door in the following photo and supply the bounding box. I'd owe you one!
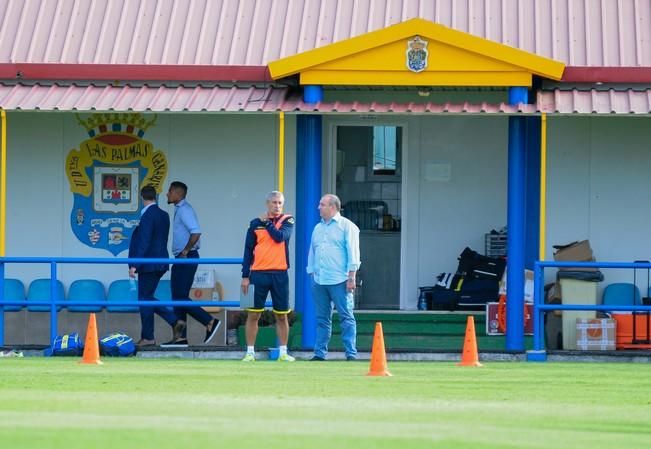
[332,124,403,309]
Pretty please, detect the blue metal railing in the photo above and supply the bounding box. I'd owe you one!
[532,260,651,356]
[0,256,248,347]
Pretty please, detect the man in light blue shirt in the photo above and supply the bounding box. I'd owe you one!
[307,194,361,361]
[163,181,220,347]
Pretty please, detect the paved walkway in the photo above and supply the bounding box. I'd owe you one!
[8,347,651,362]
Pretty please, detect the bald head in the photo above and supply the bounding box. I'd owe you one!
[318,194,340,221]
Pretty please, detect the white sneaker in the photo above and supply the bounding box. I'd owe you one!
[241,353,255,362]
[277,353,295,362]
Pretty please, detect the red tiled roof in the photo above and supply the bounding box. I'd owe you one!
[1,0,648,68]
[1,82,649,115]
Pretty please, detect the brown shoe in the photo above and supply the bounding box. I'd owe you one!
[137,338,155,347]
[173,320,186,341]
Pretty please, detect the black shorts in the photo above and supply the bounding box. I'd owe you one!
[248,271,290,313]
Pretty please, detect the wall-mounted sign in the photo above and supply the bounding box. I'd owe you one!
[406,36,428,73]
[65,113,168,255]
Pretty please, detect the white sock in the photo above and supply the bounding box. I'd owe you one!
[279,345,287,355]
[247,346,255,355]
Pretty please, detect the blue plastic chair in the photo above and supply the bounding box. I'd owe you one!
[602,283,641,308]
[107,280,138,313]
[155,279,172,301]
[155,279,175,314]
[66,279,106,312]
[27,279,65,312]
[1,278,26,311]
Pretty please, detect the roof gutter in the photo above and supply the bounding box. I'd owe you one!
[1,64,650,85]
[0,63,272,83]
[561,67,651,83]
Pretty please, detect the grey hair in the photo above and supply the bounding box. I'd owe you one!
[266,190,285,202]
[323,193,341,211]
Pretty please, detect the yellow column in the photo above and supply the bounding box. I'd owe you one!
[539,113,547,261]
[0,109,6,256]
[277,111,285,192]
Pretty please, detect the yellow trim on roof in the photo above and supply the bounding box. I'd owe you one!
[269,18,564,87]
[300,70,532,87]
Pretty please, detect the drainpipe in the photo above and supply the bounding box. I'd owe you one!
[0,109,5,347]
[0,109,6,257]
[277,112,285,192]
[539,113,547,261]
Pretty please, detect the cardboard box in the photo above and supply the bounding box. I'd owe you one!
[499,269,534,303]
[189,287,214,300]
[192,269,216,288]
[189,269,222,312]
[576,318,615,350]
[553,240,596,271]
[485,302,533,336]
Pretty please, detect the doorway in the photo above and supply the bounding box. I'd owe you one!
[331,124,404,309]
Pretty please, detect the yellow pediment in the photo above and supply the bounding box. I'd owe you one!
[268,18,565,87]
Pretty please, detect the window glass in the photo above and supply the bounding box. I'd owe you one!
[372,126,401,175]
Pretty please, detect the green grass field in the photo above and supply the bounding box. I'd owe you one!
[1,358,650,449]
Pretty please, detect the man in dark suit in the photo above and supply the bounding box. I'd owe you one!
[129,185,185,346]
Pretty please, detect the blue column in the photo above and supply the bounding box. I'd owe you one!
[295,115,322,349]
[303,86,323,103]
[508,87,528,105]
[506,87,528,351]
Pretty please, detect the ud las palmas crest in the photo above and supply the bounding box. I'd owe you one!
[65,113,168,255]
[406,36,428,73]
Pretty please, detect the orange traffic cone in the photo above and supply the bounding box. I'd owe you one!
[458,316,482,367]
[367,322,392,376]
[80,313,102,365]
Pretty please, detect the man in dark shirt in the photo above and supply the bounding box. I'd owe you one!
[128,185,185,346]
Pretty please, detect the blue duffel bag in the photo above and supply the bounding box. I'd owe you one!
[44,333,84,356]
[99,332,136,357]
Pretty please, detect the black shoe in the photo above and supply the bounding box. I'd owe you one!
[204,319,221,344]
[160,338,188,348]
[310,355,325,361]
[346,356,357,361]
[173,320,187,341]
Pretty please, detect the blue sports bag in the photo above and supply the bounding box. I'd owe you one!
[44,333,84,356]
[99,332,136,357]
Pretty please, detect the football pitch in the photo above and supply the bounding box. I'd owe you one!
[1,358,650,449]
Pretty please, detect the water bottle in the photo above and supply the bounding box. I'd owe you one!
[129,277,137,293]
[417,288,428,311]
[346,292,355,311]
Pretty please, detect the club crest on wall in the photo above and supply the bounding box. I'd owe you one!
[406,36,428,73]
[65,113,168,255]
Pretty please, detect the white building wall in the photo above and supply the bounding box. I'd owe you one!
[3,111,650,310]
[546,116,651,290]
[4,112,296,306]
[411,115,508,308]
